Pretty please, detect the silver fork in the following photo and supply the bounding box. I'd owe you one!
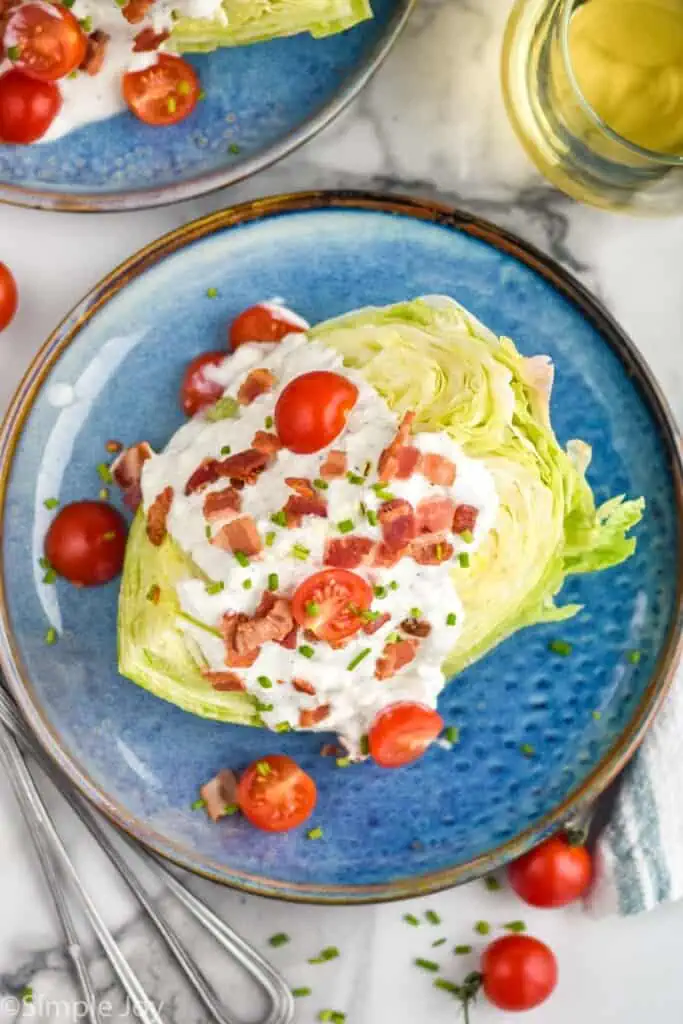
[0,686,294,1024]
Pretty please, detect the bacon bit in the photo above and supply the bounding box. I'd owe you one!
[395,446,420,479]
[220,613,260,668]
[132,26,170,51]
[299,705,331,728]
[185,449,269,494]
[420,453,456,486]
[375,637,420,680]
[200,769,238,822]
[203,486,241,522]
[410,537,454,565]
[370,542,408,568]
[111,441,154,510]
[202,670,246,692]
[252,430,282,455]
[400,617,432,639]
[363,612,391,635]
[105,439,123,454]
[230,478,245,490]
[324,536,374,569]
[285,477,316,498]
[254,592,298,649]
[292,678,316,696]
[81,29,110,75]
[452,504,479,534]
[234,597,294,655]
[319,450,347,479]
[416,496,456,534]
[378,411,416,482]
[320,743,345,758]
[378,498,417,551]
[211,515,262,556]
[146,486,173,546]
[185,458,220,495]
[237,368,276,406]
[147,584,161,605]
[282,493,328,528]
[121,0,154,23]
[278,625,298,650]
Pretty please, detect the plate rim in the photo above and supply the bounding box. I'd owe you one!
[0,1,414,213]
[0,190,681,903]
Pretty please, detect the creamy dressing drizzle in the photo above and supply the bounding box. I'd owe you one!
[141,329,499,753]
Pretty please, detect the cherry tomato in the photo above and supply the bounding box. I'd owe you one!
[275,371,358,455]
[482,935,558,1012]
[291,568,372,645]
[122,55,199,127]
[229,304,306,350]
[4,1,87,82]
[180,351,225,417]
[0,68,61,143]
[508,834,593,908]
[0,263,18,332]
[236,754,317,832]
[368,702,444,768]
[45,501,127,586]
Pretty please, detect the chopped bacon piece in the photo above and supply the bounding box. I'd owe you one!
[237,368,275,406]
[211,516,262,556]
[292,678,316,696]
[132,26,170,51]
[111,441,154,511]
[185,458,220,495]
[378,498,417,551]
[299,705,331,728]
[416,496,456,534]
[285,477,316,499]
[251,430,282,455]
[363,612,391,635]
[319,450,346,479]
[420,453,456,486]
[375,637,420,680]
[185,449,268,494]
[121,0,153,23]
[147,584,160,605]
[202,670,245,692]
[203,486,241,521]
[410,537,454,565]
[320,743,345,758]
[105,439,123,454]
[370,542,408,568]
[278,625,298,650]
[220,613,259,668]
[283,494,328,528]
[146,486,173,546]
[234,597,294,655]
[254,592,298,649]
[378,411,416,482]
[400,617,432,639]
[395,446,420,479]
[200,769,238,822]
[324,536,374,569]
[81,29,109,75]
[452,504,479,534]
[254,590,276,617]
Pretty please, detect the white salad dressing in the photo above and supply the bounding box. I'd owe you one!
[141,331,499,754]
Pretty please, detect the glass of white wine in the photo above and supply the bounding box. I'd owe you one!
[501,0,683,214]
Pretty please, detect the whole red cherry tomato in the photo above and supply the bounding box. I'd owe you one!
[45,501,127,586]
[0,69,61,143]
[482,935,558,1012]
[0,263,18,332]
[508,834,593,907]
[275,371,358,454]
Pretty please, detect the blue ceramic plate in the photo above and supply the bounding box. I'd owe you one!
[0,193,681,903]
[0,1,411,212]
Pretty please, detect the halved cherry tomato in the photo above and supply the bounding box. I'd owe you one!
[482,935,558,1012]
[0,68,61,143]
[275,371,358,455]
[180,351,225,416]
[4,1,87,82]
[122,55,199,127]
[0,263,18,332]
[229,304,306,350]
[45,501,127,586]
[236,754,317,832]
[368,702,444,768]
[291,568,372,645]
[508,835,593,908]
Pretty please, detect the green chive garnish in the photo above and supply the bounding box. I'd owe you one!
[458,552,470,568]
[337,519,354,534]
[389,580,399,591]
[373,585,387,599]
[366,508,378,526]
[229,143,240,154]
[256,761,271,777]
[205,525,212,539]
[484,876,501,891]
[264,415,274,429]
[360,734,369,756]
[43,497,59,510]
[39,556,50,570]
[298,645,314,659]
[42,568,57,585]
[403,914,420,926]
[305,601,320,617]
[20,987,33,1004]
[434,979,461,995]
[99,487,110,500]
[242,579,252,590]
[234,551,250,567]
[386,631,401,644]
[268,572,279,591]
[257,676,272,689]
[167,96,177,115]
[454,944,472,955]
[432,938,447,947]
[96,463,113,483]
[474,921,490,935]
[223,803,238,816]
[268,933,289,947]
[270,510,287,527]
[410,606,422,619]
[306,826,323,840]
[627,649,642,664]
[415,959,439,972]
[313,478,329,490]
[504,920,527,933]
[198,88,207,100]
[549,639,572,656]
[205,580,224,595]
[44,627,57,646]
[6,45,21,61]
[254,700,272,713]
[292,544,310,560]
[318,1012,345,1024]
[206,397,239,422]
[292,988,311,998]
[446,612,457,626]
[265,531,276,547]
[444,726,460,745]
[206,287,218,298]
[79,15,92,30]
[347,648,371,671]
[308,946,339,964]
[177,79,191,96]
[520,743,535,757]
[275,722,291,733]
[460,530,474,543]
[425,910,441,925]
[190,797,206,810]
[346,472,364,485]
[336,757,351,768]
[221,445,232,456]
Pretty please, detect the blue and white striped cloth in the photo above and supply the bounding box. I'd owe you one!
[588,667,683,915]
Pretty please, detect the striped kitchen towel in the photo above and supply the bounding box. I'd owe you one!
[587,664,683,915]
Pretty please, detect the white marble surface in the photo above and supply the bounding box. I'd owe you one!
[1,1,683,1021]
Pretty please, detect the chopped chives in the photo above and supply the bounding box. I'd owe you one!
[257,676,273,689]
[265,415,274,429]
[242,579,252,590]
[346,472,364,485]
[389,580,399,591]
[549,639,572,656]
[373,585,387,599]
[403,914,420,926]
[96,463,113,483]
[313,478,329,490]
[255,701,274,713]
[360,734,369,756]
[268,572,279,591]
[347,648,371,671]
[474,921,490,935]
[444,726,460,745]
[484,876,501,892]
[308,946,339,964]
[190,798,206,810]
[6,45,21,61]
[425,910,441,925]
[627,649,642,664]
[410,607,422,619]
[221,445,232,456]
[460,530,474,543]
[256,761,272,777]
[275,722,291,733]
[79,15,92,30]
[205,525,212,539]
[520,743,535,757]
[458,552,470,568]
[270,510,287,527]
[363,460,372,476]
[42,568,57,585]
[318,1013,345,1024]
[337,519,354,534]
[39,556,50,570]
[99,487,110,500]
[292,543,310,560]
[336,757,351,768]
[298,645,314,659]
[292,988,311,998]
[415,958,439,972]
[229,143,240,155]
[386,631,401,644]
[366,508,378,526]
[434,979,461,995]
[43,497,59,510]
[454,945,472,955]
[265,531,276,547]
[44,627,57,646]
[306,826,323,840]
[432,938,447,948]
[205,580,224,594]
[446,612,457,626]
[206,287,218,298]
[504,920,527,933]
[20,987,33,1004]
[234,551,250,567]
[223,803,238,816]
[592,710,602,720]
[268,933,290,947]
[305,601,320,617]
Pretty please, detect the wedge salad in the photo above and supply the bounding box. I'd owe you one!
[0,0,373,143]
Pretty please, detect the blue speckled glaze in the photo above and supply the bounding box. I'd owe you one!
[0,0,410,210]
[0,195,680,902]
